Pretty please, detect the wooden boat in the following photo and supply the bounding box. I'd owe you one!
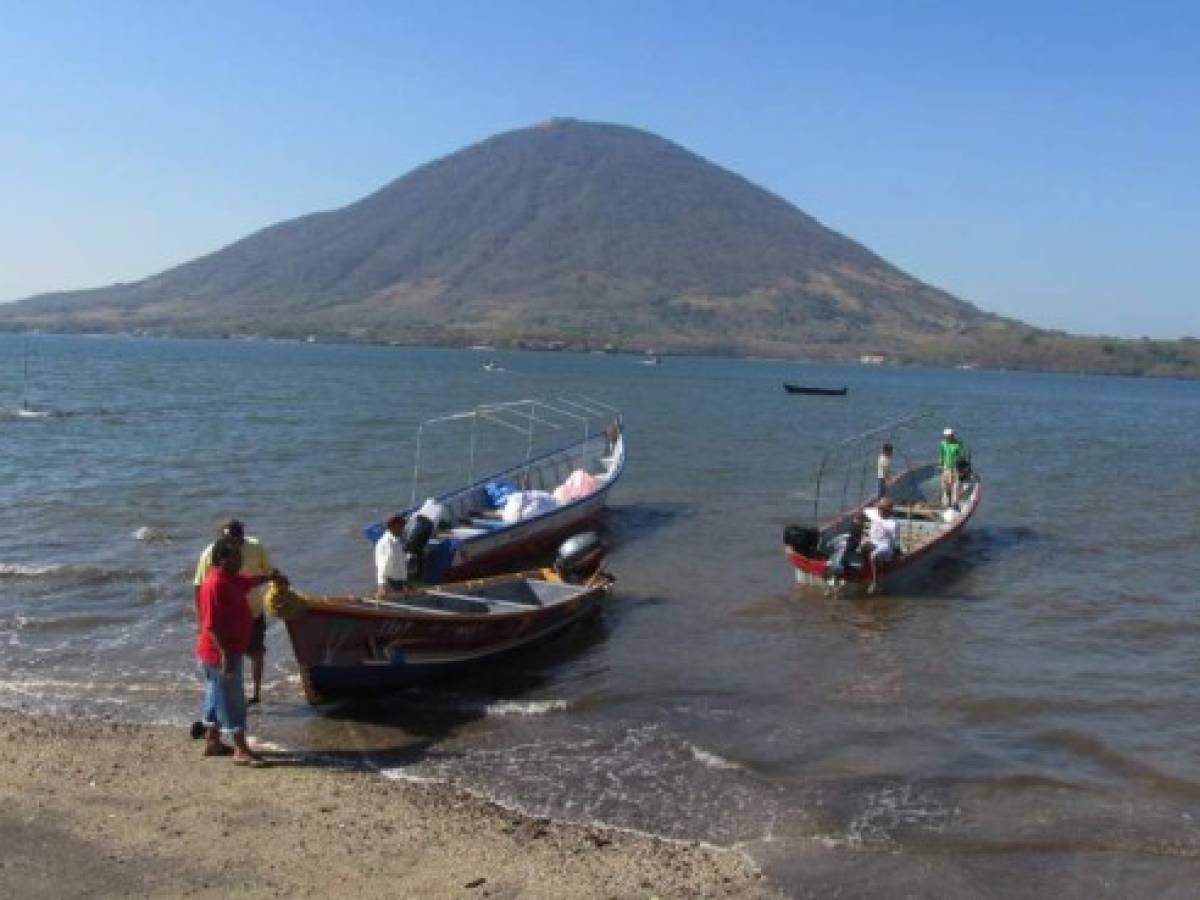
[377,398,625,583]
[278,565,614,703]
[783,383,847,396]
[783,414,980,593]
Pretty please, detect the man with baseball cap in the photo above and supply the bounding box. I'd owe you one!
[938,428,967,509]
[194,518,276,705]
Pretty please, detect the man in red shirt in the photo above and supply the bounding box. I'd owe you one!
[195,537,282,766]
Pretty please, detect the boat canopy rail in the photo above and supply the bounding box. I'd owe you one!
[411,395,620,505]
[811,410,932,525]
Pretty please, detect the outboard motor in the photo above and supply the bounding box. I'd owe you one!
[554,531,606,583]
[783,524,822,557]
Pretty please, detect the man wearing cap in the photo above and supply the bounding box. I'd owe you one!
[194,519,276,705]
[375,513,409,597]
[938,428,967,509]
[195,537,282,766]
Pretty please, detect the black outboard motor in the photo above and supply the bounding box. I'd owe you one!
[402,515,435,579]
[554,532,606,583]
[783,524,822,557]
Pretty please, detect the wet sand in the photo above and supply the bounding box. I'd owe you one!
[0,711,775,899]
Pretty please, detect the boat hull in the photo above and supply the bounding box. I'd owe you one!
[283,573,609,703]
[786,468,982,594]
[442,490,611,580]
[783,384,847,396]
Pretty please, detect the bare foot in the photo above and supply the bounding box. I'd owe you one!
[204,741,234,757]
[247,695,261,706]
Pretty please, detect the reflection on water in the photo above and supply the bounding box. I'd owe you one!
[2,334,1199,896]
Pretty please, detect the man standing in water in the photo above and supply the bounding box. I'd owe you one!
[938,428,967,509]
[194,519,275,704]
[876,442,894,498]
[375,513,409,597]
[195,537,281,766]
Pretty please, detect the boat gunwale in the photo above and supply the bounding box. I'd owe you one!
[421,432,625,549]
[289,570,613,622]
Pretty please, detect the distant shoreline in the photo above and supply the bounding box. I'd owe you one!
[3,327,1198,381]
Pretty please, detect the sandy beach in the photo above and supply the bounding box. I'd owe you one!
[0,711,775,899]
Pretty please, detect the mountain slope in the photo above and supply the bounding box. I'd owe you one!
[3,118,994,353]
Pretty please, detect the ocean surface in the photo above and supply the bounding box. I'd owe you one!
[2,333,1198,897]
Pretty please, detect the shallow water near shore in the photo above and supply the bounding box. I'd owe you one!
[2,333,1198,896]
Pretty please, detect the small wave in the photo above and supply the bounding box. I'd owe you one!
[841,782,953,849]
[1,406,71,421]
[0,562,152,584]
[484,699,569,717]
[0,563,62,578]
[132,526,171,543]
[379,767,445,785]
[0,676,196,697]
[686,743,745,771]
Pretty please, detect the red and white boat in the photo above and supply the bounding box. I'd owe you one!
[783,415,981,594]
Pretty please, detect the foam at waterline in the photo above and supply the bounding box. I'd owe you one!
[483,699,569,717]
[375,761,765,865]
[0,676,197,696]
[686,742,745,771]
[835,782,954,849]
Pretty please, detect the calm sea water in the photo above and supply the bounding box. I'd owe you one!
[2,334,1198,897]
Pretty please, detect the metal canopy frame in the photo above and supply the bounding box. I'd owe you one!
[811,410,932,524]
[410,395,620,505]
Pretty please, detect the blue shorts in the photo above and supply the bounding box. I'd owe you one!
[199,656,247,735]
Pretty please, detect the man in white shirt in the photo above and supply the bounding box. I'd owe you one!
[375,514,408,596]
[863,498,900,594]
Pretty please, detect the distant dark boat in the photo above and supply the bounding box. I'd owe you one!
[783,383,847,396]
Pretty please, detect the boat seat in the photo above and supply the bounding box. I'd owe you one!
[424,587,542,612]
[468,517,508,530]
[408,591,491,614]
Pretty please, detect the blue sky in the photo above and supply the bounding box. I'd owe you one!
[2,1,1196,338]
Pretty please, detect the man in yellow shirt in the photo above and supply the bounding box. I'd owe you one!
[194,519,275,705]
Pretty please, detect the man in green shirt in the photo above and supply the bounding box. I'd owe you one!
[939,428,967,508]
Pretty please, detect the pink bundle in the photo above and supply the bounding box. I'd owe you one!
[553,468,597,504]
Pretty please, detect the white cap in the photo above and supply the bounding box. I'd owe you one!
[943,427,954,436]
